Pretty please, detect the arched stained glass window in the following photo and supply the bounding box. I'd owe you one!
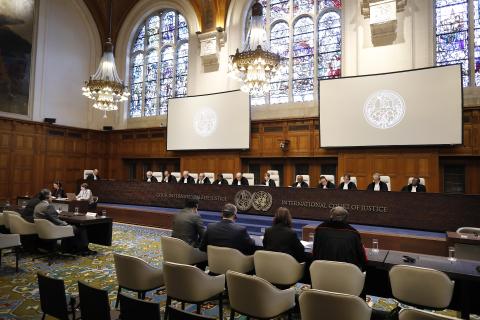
[244,0,342,106]
[128,10,189,117]
[435,0,480,87]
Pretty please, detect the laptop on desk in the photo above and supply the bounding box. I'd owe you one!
[66,193,76,201]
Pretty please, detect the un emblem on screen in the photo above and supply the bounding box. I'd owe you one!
[363,90,406,129]
[193,107,217,137]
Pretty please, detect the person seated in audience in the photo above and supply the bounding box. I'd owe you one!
[162,170,177,183]
[145,171,158,182]
[200,203,256,255]
[312,206,367,271]
[76,183,95,210]
[263,207,306,262]
[85,169,100,181]
[338,174,357,190]
[22,192,41,223]
[263,172,276,187]
[34,189,94,255]
[401,177,426,192]
[232,172,249,186]
[213,173,228,185]
[179,170,195,184]
[317,176,335,189]
[366,173,388,192]
[51,181,66,198]
[291,175,308,188]
[197,173,211,184]
[171,198,205,247]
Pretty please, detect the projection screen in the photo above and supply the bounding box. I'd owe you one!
[319,65,463,148]
[167,90,250,151]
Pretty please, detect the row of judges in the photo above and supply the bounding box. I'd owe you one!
[143,170,426,192]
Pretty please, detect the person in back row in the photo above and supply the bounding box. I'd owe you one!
[232,172,249,186]
[145,171,158,182]
[366,173,388,192]
[85,169,100,181]
[401,177,426,192]
[338,174,357,190]
[197,173,211,184]
[200,203,256,255]
[179,170,195,184]
[163,170,177,183]
[312,206,367,271]
[213,173,228,185]
[317,176,335,189]
[51,181,66,198]
[263,207,306,262]
[291,175,308,188]
[171,198,205,247]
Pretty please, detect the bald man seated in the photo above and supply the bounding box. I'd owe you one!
[179,171,195,184]
[232,172,249,186]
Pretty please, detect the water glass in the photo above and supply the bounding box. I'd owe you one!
[309,233,315,242]
[5,200,10,207]
[101,209,107,217]
[372,239,379,253]
[448,246,456,262]
[74,207,79,215]
[260,227,265,234]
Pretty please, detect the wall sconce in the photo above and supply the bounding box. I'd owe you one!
[279,139,290,152]
[361,0,407,46]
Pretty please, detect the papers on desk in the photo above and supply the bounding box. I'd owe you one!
[86,212,97,217]
[55,198,68,201]
[301,241,313,248]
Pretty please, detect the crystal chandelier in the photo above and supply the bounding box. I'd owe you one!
[82,0,129,117]
[229,1,280,95]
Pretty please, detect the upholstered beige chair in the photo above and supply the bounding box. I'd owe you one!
[226,270,295,319]
[152,171,163,182]
[207,245,254,275]
[455,227,480,260]
[299,289,372,320]
[310,260,365,296]
[0,233,21,272]
[0,212,4,227]
[113,253,164,308]
[242,173,255,186]
[221,173,234,185]
[34,219,74,241]
[389,265,454,309]
[3,210,21,230]
[163,261,225,320]
[399,308,460,320]
[254,250,304,287]
[380,175,391,191]
[161,236,207,265]
[9,214,36,235]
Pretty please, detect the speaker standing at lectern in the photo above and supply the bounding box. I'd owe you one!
[401,177,426,192]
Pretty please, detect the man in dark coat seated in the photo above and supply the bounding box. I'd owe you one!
[232,172,249,186]
[145,171,158,182]
[366,173,389,192]
[162,170,177,183]
[199,203,255,255]
[312,206,367,271]
[179,170,195,184]
[401,177,426,192]
[197,173,211,185]
[263,172,277,187]
[291,175,308,188]
[212,173,229,185]
[317,176,335,189]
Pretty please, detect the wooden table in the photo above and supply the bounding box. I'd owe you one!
[447,231,480,246]
[15,196,89,213]
[59,212,113,246]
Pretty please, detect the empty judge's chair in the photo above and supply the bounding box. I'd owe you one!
[226,270,295,320]
[310,260,365,296]
[243,173,255,186]
[254,250,304,287]
[207,245,254,275]
[455,227,480,260]
[340,176,358,185]
[83,169,93,180]
[270,174,280,186]
[389,265,454,311]
[171,172,181,181]
[299,289,372,320]
[322,175,335,185]
[161,236,207,266]
[296,175,310,186]
[399,308,461,320]
[380,175,392,191]
[152,172,163,182]
[204,172,215,182]
[222,173,234,185]
[408,177,425,186]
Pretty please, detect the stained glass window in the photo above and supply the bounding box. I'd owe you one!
[244,0,342,105]
[128,10,188,117]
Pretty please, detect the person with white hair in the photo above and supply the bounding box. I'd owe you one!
[179,170,195,184]
[312,206,367,270]
[145,171,158,182]
[366,172,388,191]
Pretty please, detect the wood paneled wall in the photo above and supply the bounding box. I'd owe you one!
[1,108,480,202]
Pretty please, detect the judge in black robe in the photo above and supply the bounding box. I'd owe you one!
[197,173,211,185]
[263,172,276,187]
[213,174,229,185]
[232,173,249,186]
[317,176,335,189]
[179,171,195,184]
[162,171,177,183]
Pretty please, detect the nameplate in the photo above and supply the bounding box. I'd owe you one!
[86,212,97,217]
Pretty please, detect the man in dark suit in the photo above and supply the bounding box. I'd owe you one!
[22,193,41,223]
[212,173,228,185]
[232,172,249,186]
[338,174,357,190]
[291,175,308,188]
[312,206,367,271]
[171,198,205,247]
[145,171,158,182]
[197,173,211,185]
[162,170,177,183]
[263,172,276,187]
[199,203,255,255]
[179,170,195,184]
[317,176,335,189]
[85,169,100,181]
[366,173,389,192]
[401,177,426,192]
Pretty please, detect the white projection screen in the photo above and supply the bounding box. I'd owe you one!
[319,65,463,147]
[167,90,250,151]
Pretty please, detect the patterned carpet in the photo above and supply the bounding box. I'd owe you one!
[0,223,473,319]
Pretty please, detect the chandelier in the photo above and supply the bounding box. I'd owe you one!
[82,0,129,117]
[229,1,280,95]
